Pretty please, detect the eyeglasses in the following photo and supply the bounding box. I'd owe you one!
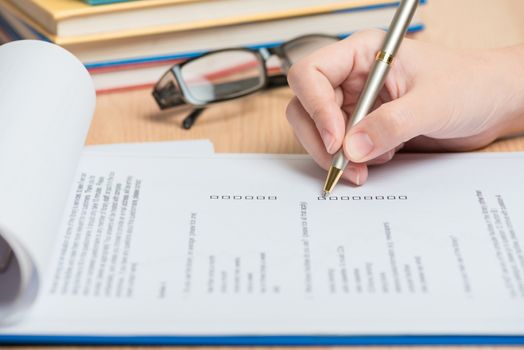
[152,34,340,129]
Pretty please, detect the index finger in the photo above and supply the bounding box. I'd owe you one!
[286,31,383,154]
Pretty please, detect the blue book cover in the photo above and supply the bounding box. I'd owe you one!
[84,0,137,5]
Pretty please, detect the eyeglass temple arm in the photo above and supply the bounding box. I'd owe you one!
[182,107,206,129]
[266,74,288,90]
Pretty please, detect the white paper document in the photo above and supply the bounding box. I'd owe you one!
[85,140,214,156]
[2,152,524,337]
[1,40,524,344]
[0,39,216,327]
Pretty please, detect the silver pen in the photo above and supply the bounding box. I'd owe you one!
[322,0,418,197]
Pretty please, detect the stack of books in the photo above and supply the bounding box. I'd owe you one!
[0,0,425,94]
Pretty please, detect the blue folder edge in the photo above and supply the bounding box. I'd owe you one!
[0,0,426,70]
[1,334,524,346]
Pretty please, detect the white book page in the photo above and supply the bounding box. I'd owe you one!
[2,152,524,336]
[0,41,95,322]
[0,40,214,323]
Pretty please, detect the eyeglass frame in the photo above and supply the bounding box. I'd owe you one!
[152,34,340,110]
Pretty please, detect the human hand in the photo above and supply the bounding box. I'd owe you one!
[286,30,524,185]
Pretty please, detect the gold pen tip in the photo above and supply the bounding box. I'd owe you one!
[323,166,344,196]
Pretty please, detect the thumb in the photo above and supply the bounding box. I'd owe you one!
[343,93,438,163]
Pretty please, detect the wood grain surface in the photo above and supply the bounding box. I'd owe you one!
[8,0,524,349]
[87,0,524,154]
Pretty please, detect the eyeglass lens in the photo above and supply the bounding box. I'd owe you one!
[180,50,265,104]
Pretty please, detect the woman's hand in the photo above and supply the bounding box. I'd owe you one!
[286,30,524,185]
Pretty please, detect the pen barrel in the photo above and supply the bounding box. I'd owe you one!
[332,60,390,171]
[346,0,418,131]
[347,60,390,130]
[382,0,419,57]
[331,0,418,171]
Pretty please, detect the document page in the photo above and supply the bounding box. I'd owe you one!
[84,139,214,156]
[0,40,95,323]
[3,152,524,336]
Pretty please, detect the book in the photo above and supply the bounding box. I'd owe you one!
[7,0,416,45]
[86,20,425,93]
[1,39,524,346]
[89,59,182,94]
[0,2,424,93]
[0,1,425,67]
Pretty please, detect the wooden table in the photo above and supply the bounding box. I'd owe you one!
[14,0,524,349]
[88,0,524,154]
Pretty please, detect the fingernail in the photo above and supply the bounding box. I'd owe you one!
[320,129,335,153]
[347,133,374,161]
[346,166,361,186]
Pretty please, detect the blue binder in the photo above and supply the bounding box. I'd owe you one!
[1,333,524,345]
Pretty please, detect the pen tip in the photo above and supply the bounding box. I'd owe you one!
[323,166,344,197]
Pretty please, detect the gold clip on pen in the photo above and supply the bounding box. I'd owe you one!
[322,0,418,197]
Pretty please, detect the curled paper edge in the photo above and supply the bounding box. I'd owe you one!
[0,225,38,325]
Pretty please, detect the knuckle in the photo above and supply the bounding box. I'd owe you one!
[350,29,385,44]
[310,103,332,126]
[286,64,299,85]
[287,56,318,90]
[365,28,387,37]
[285,98,301,124]
[287,62,307,88]
[385,149,396,161]
[371,150,394,165]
